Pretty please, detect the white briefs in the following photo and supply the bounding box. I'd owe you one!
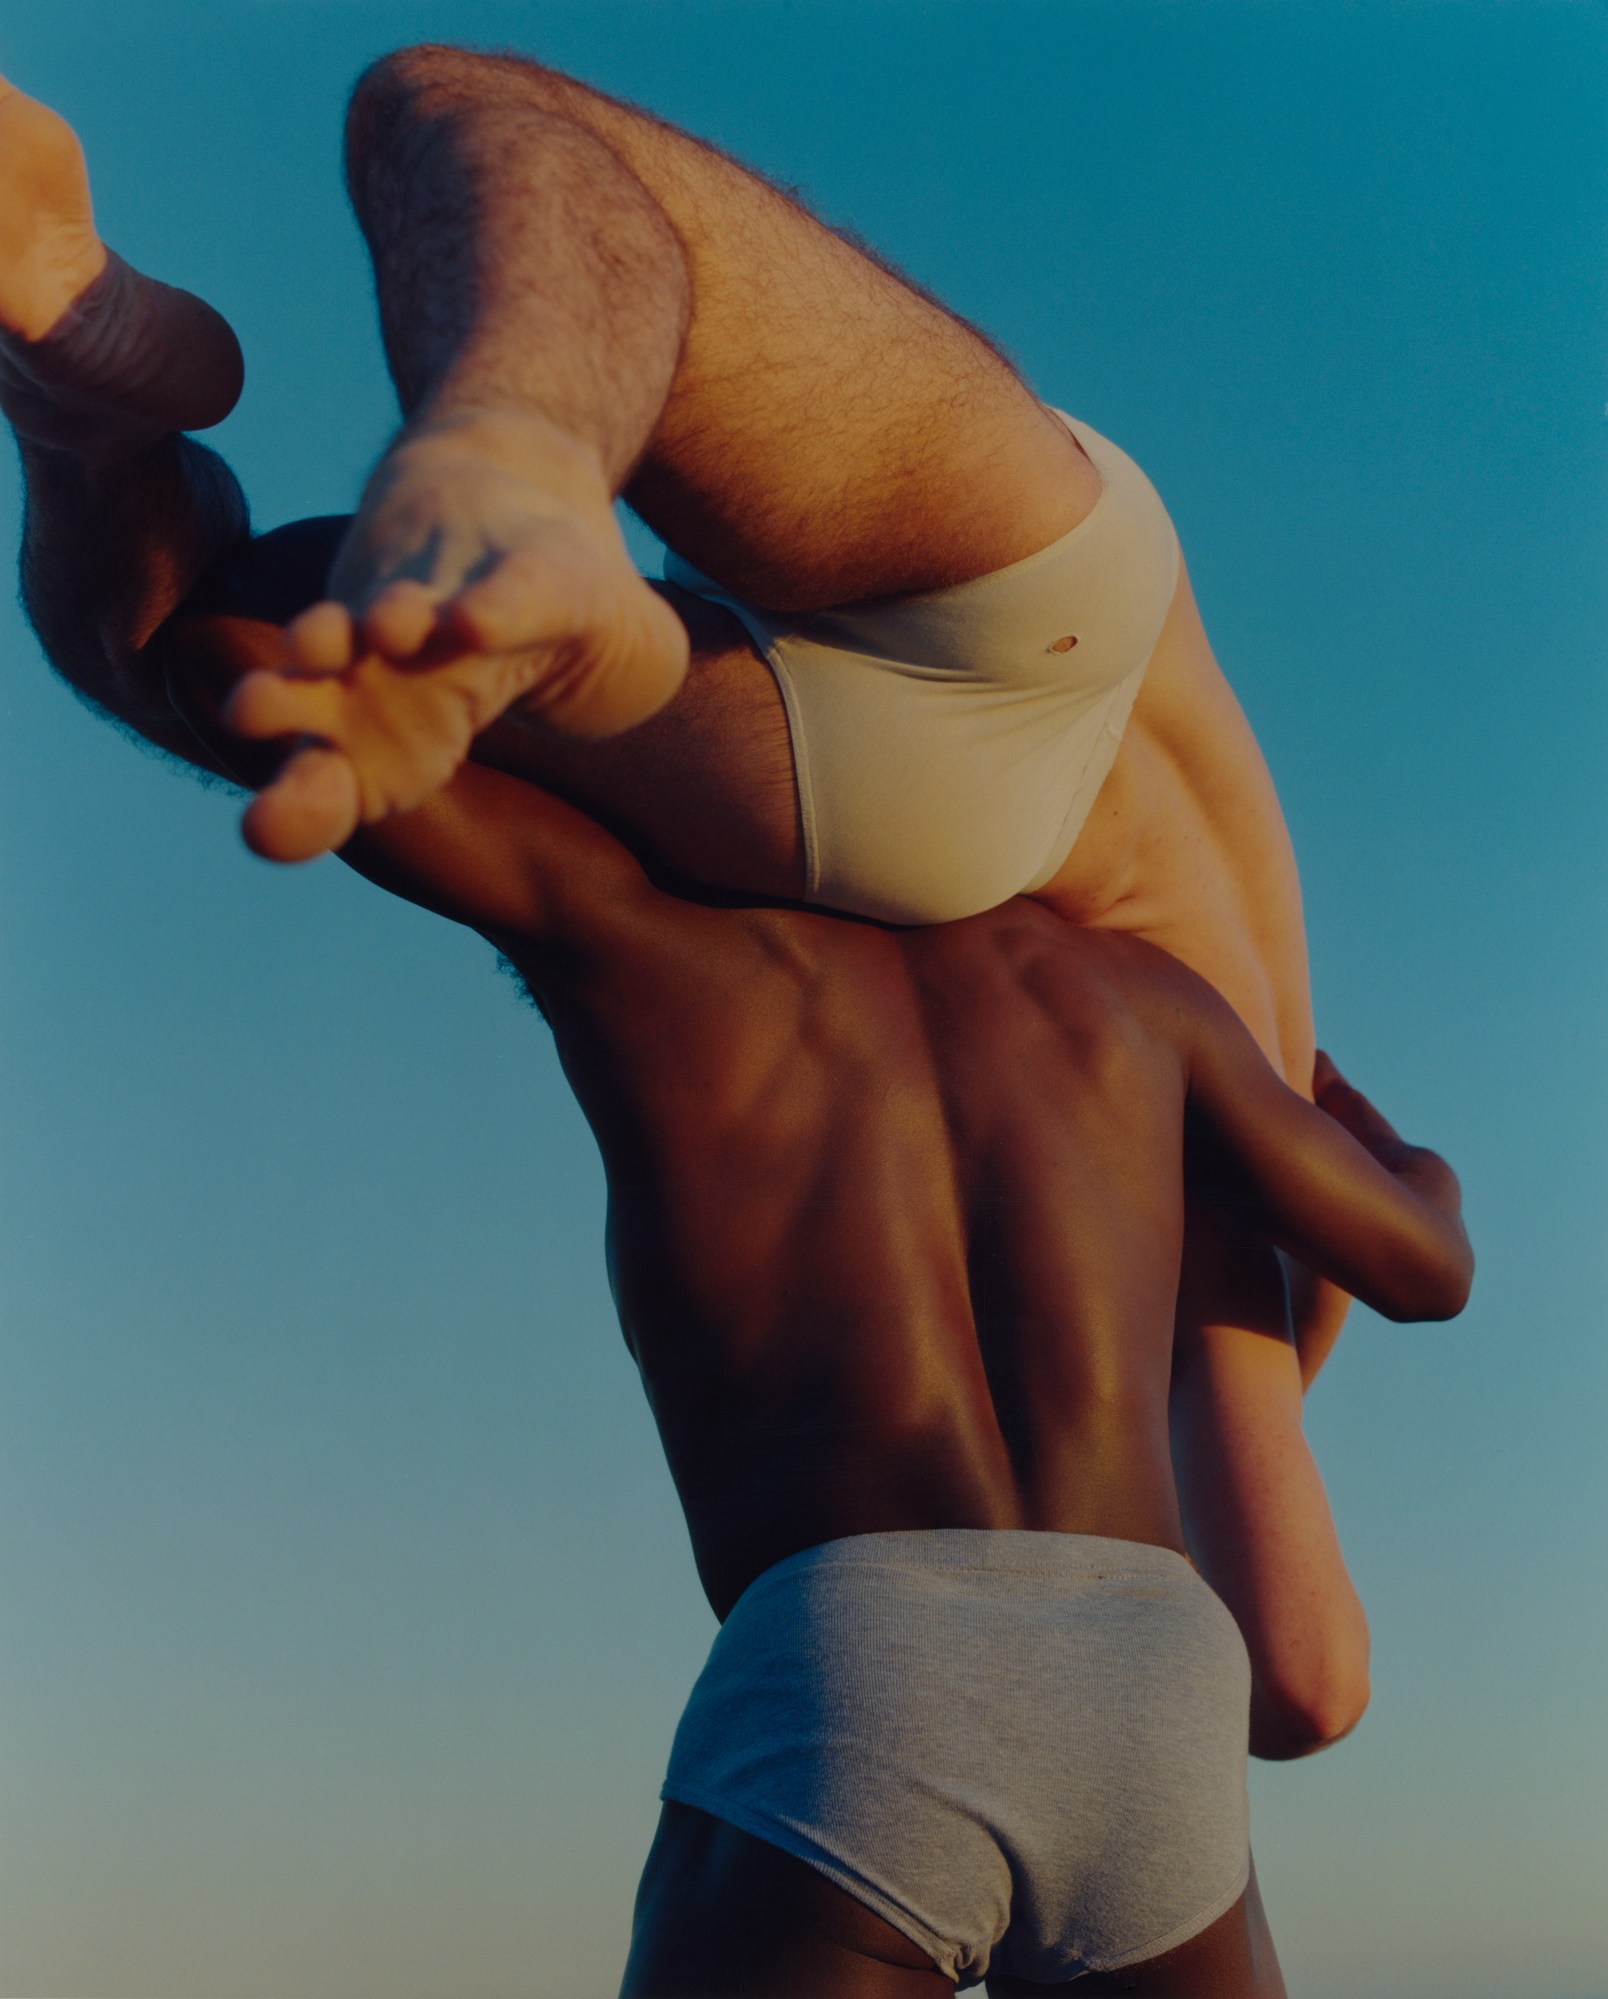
[663,412,1181,926]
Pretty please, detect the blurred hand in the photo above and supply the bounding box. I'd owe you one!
[1312,1049,1411,1169]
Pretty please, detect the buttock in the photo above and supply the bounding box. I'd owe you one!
[660,1529,1252,1988]
[663,414,1181,926]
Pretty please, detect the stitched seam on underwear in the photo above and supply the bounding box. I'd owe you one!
[1024,510,1181,893]
[659,1781,965,1979]
[654,564,819,898]
[1023,662,1151,892]
[752,640,820,900]
[1025,467,1182,893]
[1073,1851,1252,1975]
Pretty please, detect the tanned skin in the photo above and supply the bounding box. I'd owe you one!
[0,74,1475,1992]
[165,538,1467,1999]
[157,524,1471,1992]
[7,53,1395,1776]
[266,673,1464,1998]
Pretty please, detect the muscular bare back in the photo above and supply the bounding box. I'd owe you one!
[342,762,1469,1625]
[1,58,1475,1996]
[550,894,1195,1615]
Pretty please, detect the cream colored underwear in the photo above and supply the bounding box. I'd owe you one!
[662,412,1181,925]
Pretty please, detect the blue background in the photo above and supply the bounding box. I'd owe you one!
[1,4,1604,1994]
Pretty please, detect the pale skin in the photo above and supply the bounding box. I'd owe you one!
[172,658,1470,1998]
[2,51,1368,1761]
[216,49,1349,1426]
[0,57,1482,1995]
[0,50,1368,1735]
[0,0,1408,1815]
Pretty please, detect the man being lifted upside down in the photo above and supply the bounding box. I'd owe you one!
[23,494,1477,1993]
[331,740,1473,1996]
[3,28,1350,1409]
[0,52,1474,1993]
[7,44,1312,1070]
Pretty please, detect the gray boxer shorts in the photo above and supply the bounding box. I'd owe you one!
[661,1529,1251,1987]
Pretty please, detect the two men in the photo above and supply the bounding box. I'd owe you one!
[2,50,1470,1992]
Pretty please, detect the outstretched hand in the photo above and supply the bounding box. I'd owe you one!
[224,406,689,863]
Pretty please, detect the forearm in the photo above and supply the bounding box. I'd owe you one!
[1172,1217,1371,1759]
[17,427,250,767]
[1189,1012,1473,1322]
[1274,1011,1357,1386]
[1174,1327,1370,1758]
[345,49,688,486]
[1283,1257,1353,1389]
[1,161,249,768]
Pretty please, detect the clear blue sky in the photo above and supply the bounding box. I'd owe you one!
[1,4,1604,1995]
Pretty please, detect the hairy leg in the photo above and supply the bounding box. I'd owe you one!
[621,1803,955,1999]
[229,42,1094,859]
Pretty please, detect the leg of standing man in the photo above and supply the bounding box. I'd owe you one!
[620,1804,1287,1998]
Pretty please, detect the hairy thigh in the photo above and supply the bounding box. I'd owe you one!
[473,583,805,897]
[364,46,1094,607]
[622,1802,954,1999]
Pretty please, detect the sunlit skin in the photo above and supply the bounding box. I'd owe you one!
[229,49,1355,1416]
[168,569,1469,1996]
[0,66,1472,1996]
[0,43,1351,1379]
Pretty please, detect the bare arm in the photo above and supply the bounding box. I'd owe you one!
[339,759,648,946]
[148,513,646,946]
[8,265,250,777]
[1185,991,1473,1324]
[1170,1215,1371,1761]
[1171,997,1467,1756]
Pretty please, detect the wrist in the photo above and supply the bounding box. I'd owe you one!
[1396,1146,1464,1224]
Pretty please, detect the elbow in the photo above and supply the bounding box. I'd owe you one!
[1248,1607,1372,1761]
[1250,1660,1371,1761]
[1378,1237,1475,1324]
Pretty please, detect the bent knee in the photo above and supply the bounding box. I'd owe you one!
[349,41,506,103]
[344,44,559,163]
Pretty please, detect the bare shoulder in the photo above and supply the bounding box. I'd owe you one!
[915,901,1207,1072]
[340,759,660,947]
[1007,903,1213,1019]
[1090,929,1269,1093]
